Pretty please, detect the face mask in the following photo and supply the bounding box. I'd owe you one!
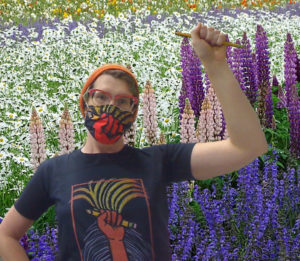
[84,104,135,145]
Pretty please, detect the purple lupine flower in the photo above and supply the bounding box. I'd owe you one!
[179,36,205,121]
[58,103,75,156]
[295,54,300,84]
[188,49,204,120]
[141,80,158,146]
[181,218,195,260]
[230,38,244,91]
[277,83,288,109]
[170,181,194,260]
[239,32,259,108]
[290,217,300,260]
[29,107,47,172]
[255,24,273,129]
[283,33,299,159]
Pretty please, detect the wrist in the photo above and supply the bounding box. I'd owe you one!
[203,60,229,74]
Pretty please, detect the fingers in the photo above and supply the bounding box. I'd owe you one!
[97,211,107,228]
[190,22,202,39]
[99,210,122,227]
[206,27,216,44]
[216,33,227,46]
[192,22,226,46]
[199,24,207,39]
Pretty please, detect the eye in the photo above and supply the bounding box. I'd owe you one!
[95,93,108,100]
[119,99,127,104]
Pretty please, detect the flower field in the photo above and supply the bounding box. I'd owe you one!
[0,0,299,260]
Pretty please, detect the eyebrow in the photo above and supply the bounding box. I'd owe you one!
[92,89,132,96]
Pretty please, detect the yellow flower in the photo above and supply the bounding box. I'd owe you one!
[193,7,196,11]
[77,8,81,13]
[63,12,68,18]
[153,10,157,14]
[100,14,104,18]
[147,6,151,10]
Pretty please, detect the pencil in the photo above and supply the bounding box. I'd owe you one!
[175,32,245,49]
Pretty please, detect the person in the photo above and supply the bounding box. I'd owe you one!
[0,22,268,261]
[0,63,197,261]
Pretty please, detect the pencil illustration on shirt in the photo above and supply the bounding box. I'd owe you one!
[70,178,154,261]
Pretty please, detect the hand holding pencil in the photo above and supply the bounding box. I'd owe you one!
[177,23,243,66]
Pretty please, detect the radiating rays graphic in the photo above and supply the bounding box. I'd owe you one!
[73,178,145,229]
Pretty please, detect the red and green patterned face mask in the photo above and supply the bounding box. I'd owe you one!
[84,104,135,144]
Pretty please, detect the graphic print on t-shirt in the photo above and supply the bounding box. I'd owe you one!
[69,178,154,261]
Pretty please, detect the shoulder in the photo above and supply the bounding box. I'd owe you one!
[37,150,75,171]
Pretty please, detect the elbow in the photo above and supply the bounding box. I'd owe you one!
[256,144,269,156]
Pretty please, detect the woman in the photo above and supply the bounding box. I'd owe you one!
[0,22,268,261]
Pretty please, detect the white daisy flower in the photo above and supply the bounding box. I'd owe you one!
[6,112,16,119]
[0,151,7,159]
[16,156,27,164]
[162,117,173,127]
[14,121,22,128]
[0,136,7,144]
[118,13,125,20]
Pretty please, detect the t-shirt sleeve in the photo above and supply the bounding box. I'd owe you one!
[157,142,197,184]
[14,158,55,220]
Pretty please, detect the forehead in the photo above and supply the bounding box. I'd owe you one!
[93,74,131,95]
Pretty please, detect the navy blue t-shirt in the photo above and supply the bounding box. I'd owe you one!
[14,142,197,261]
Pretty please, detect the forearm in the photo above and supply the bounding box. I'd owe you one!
[204,60,268,153]
[0,235,29,261]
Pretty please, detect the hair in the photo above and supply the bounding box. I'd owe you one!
[83,69,139,112]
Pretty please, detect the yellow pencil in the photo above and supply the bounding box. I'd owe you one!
[175,32,245,49]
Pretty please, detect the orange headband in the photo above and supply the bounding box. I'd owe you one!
[79,63,139,121]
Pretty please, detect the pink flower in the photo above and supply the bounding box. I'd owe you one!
[58,104,75,156]
[142,80,159,146]
[180,98,197,143]
[29,107,46,172]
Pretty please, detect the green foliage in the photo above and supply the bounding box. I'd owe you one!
[189,200,207,226]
